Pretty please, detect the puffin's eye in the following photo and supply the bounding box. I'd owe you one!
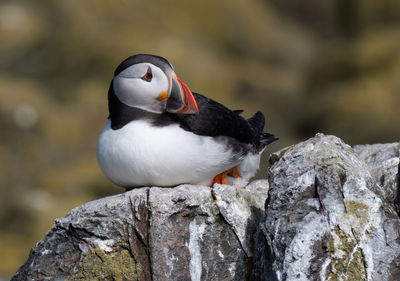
[142,67,153,82]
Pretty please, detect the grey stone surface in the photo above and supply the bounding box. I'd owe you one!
[12,184,268,281]
[11,134,400,281]
[212,181,268,257]
[354,143,400,214]
[262,134,400,281]
[12,188,150,281]
[148,185,249,281]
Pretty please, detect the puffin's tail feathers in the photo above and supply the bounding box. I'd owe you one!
[248,111,265,136]
[248,111,278,152]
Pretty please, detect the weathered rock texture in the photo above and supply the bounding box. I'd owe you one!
[12,134,400,281]
[353,143,400,215]
[261,134,400,281]
[12,182,268,281]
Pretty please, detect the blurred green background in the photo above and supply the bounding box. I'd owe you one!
[1,0,400,277]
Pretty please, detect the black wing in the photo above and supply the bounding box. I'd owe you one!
[166,93,261,144]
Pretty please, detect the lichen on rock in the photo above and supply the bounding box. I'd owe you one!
[326,227,367,281]
[67,243,141,281]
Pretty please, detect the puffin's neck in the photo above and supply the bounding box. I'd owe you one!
[108,81,161,130]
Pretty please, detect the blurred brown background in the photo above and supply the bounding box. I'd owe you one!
[1,0,400,278]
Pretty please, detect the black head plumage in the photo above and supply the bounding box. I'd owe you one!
[114,54,173,76]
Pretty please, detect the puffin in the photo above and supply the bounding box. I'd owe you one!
[97,54,277,188]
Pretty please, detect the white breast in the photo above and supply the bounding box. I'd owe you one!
[97,120,245,188]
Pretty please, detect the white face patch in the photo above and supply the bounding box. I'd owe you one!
[113,63,170,113]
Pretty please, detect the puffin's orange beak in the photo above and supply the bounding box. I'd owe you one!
[166,75,199,114]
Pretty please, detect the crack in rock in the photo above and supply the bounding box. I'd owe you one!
[212,181,269,257]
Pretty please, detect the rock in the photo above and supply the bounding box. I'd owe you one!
[12,134,400,281]
[262,134,400,281]
[12,188,150,281]
[212,180,269,257]
[12,184,268,281]
[148,185,248,281]
[353,143,400,214]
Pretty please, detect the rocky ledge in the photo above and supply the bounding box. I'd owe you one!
[12,134,400,281]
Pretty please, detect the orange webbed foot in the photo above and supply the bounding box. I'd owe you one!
[211,167,241,187]
[228,166,241,179]
[211,170,228,186]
